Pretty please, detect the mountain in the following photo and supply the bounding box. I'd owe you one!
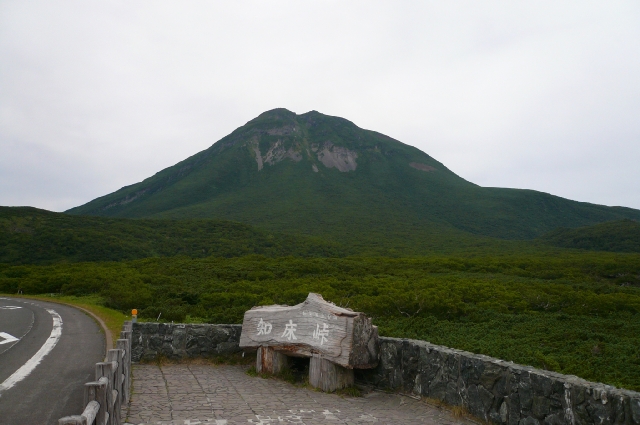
[540,219,640,253]
[67,109,640,252]
[0,206,343,264]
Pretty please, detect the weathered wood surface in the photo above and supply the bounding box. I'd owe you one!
[57,398,100,425]
[82,401,100,425]
[59,321,132,425]
[84,377,108,425]
[116,338,130,404]
[106,349,123,425]
[58,405,97,425]
[256,346,289,374]
[95,361,116,425]
[239,293,379,369]
[309,355,354,392]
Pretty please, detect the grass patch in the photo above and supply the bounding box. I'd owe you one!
[336,386,362,397]
[275,368,297,384]
[424,398,483,423]
[245,365,272,379]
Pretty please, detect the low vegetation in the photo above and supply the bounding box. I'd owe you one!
[1,252,639,390]
[2,201,639,392]
[0,207,344,264]
[540,219,640,252]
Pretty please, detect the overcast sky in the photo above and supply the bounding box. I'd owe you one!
[1,1,639,212]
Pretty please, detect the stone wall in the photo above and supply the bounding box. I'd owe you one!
[131,322,242,362]
[355,337,640,425]
[130,324,640,425]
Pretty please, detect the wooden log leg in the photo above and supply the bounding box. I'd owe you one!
[309,355,354,392]
[256,346,289,374]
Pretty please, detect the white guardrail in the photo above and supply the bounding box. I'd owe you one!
[58,321,133,425]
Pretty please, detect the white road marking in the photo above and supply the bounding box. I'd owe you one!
[0,332,19,345]
[0,306,22,310]
[0,308,63,396]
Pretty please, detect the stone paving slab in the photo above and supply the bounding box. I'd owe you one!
[125,364,476,425]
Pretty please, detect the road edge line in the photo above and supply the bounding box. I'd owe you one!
[0,308,63,395]
[3,296,113,356]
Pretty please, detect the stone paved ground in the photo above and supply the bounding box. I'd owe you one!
[125,364,476,425]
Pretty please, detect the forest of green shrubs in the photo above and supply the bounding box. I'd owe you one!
[2,252,639,390]
[0,207,344,264]
[540,219,640,252]
[2,207,640,390]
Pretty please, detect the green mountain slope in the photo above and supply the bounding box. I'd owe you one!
[68,109,640,249]
[540,219,640,252]
[0,207,344,264]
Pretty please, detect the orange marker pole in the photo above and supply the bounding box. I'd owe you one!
[132,309,138,323]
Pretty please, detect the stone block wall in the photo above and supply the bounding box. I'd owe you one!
[355,337,640,425]
[131,322,242,362]
[130,324,640,425]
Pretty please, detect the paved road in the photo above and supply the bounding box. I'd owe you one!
[126,364,474,425]
[0,297,105,425]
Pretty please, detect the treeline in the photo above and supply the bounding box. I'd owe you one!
[0,207,345,264]
[540,219,640,253]
[3,208,639,269]
[1,253,639,390]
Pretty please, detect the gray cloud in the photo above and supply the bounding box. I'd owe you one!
[1,1,639,211]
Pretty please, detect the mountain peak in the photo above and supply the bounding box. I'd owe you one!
[67,109,640,245]
[247,108,298,127]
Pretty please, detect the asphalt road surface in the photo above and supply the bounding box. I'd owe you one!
[0,297,105,425]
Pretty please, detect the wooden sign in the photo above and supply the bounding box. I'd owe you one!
[239,293,379,369]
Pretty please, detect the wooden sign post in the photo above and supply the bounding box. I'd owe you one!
[239,293,379,391]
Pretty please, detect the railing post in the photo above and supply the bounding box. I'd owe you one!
[121,321,132,404]
[107,350,123,391]
[124,321,133,406]
[116,338,130,404]
[106,350,123,425]
[85,377,108,425]
[95,361,117,425]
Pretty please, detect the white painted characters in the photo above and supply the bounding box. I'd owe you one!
[256,317,330,344]
[256,318,272,335]
[312,323,330,345]
[281,320,297,340]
